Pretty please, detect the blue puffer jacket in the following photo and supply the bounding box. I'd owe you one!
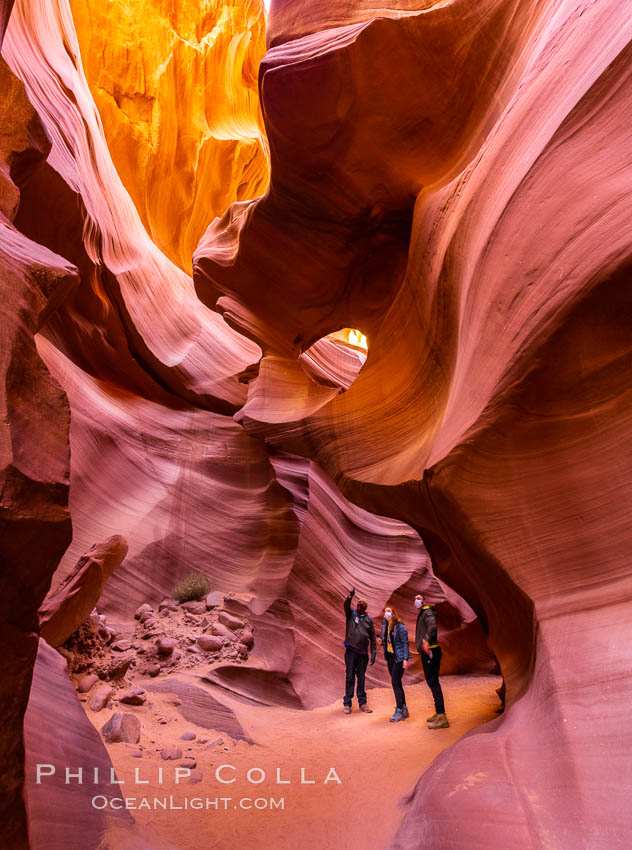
[381,619,410,663]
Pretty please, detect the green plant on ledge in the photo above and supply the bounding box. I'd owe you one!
[172,571,212,603]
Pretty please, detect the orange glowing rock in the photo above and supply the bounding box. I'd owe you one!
[68,0,269,271]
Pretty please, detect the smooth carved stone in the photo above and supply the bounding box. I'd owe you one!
[101,712,141,744]
[39,536,128,648]
[218,611,245,631]
[89,685,112,712]
[196,635,224,652]
[76,674,98,693]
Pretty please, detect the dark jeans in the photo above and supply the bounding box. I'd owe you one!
[387,654,406,710]
[344,648,369,706]
[421,646,445,714]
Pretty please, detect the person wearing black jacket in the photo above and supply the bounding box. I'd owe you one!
[379,606,411,722]
[415,593,449,728]
[343,588,376,714]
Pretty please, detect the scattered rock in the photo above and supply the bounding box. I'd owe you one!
[101,712,141,744]
[209,623,237,642]
[156,638,175,656]
[119,687,146,705]
[97,653,134,680]
[76,674,98,693]
[89,685,113,712]
[197,635,224,652]
[240,629,254,649]
[139,611,155,624]
[205,591,224,609]
[160,745,182,760]
[205,737,223,749]
[189,770,203,784]
[135,603,153,619]
[178,759,197,769]
[159,609,170,618]
[130,749,143,758]
[159,599,179,612]
[146,664,161,677]
[180,600,206,615]
[111,639,132,652]
[180,731,196,741]
[218,612,245,631]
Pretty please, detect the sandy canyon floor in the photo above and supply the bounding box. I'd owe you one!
[86,671,502,849]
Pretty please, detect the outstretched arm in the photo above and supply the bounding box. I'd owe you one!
[344,589,354,619]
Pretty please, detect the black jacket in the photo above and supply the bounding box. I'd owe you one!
[344,596,376,663]
[415,605,438,651]
[380,619,410,663]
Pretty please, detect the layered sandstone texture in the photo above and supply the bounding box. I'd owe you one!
[1,0,630,848]
[195,0,632,847]
[69,0,269,271]
[0,39,75,847]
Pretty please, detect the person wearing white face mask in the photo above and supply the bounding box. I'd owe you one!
[378,606,410,722]
[415,593,448,729]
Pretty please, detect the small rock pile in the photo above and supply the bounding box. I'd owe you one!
[131,595,254,677]
[66,592,253,710]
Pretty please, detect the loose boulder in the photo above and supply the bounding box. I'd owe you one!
[101,712,141,744]
[89,685,112,712]
[196,635,224,652]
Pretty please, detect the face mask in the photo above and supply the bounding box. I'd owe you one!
[356,603,366,615]
[414,599,422,608]
[384,611,392,621]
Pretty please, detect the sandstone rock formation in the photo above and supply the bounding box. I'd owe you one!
[194,0,632,845]
[24,640,134,849]
[68,0,269,271]
[2,0,628,846]
[0,32,75,846]
[39,535,128,646]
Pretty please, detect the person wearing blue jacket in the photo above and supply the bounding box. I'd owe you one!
[379,606,410,722]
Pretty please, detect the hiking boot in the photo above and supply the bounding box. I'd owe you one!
[426,713,438,723]
[390,709,404,722]
[401,706,409,719]
[428,713,449,729]
[359,704,373,713]
[343,706,352,714]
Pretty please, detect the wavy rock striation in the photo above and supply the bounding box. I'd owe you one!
[195,0,632,845]
[0,40,76,846]
[3,0,624,845]
[68,0,269,271]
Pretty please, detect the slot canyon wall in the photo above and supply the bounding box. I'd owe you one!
[0,0,630,848]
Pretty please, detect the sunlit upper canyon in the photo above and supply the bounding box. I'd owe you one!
[1,1,630,849]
